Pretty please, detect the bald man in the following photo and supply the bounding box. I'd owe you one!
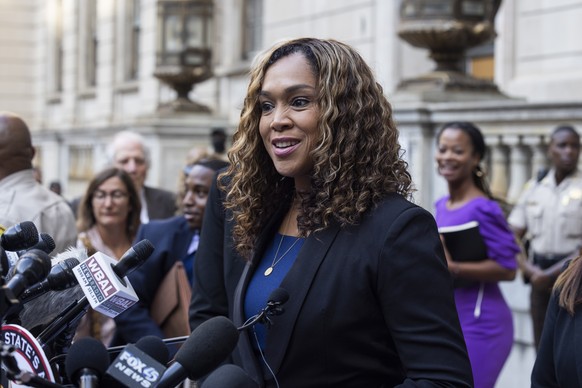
[0,112,76,254]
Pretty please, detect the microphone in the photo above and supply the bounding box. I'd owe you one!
[19,233,56,255]
[105,335,169,388]
[72,239,155,318]
[201,364,259,388]
[156,316,240,388]
[65,337,110,388]
[4,248,52,298]
[111,239,156,279]
[20,257,80,303]
[35,241,154,349]
[238,288,289,331]
[0,221,39,251]
[3,233,56,277]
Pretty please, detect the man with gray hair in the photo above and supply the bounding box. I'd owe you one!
[107,130,177,223]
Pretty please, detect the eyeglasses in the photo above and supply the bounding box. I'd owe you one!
[93,190,128,201]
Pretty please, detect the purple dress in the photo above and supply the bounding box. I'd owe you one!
[435,196,518,388]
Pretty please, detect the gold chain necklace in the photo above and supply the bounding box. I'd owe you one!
[264,213,301,277]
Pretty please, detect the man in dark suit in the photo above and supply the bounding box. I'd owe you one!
[107,130,177,223]
[113,158,229,345]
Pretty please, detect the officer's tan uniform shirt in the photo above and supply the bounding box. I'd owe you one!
[508,168,582,256]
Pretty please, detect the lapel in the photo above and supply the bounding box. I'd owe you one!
[233,207,341,382]
[173,218,195,259]
[265,224,340,373]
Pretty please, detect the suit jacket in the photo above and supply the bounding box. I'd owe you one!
[113,216,194,345]
[531,290,582,387]
[189,176,473,388]
[143,185,177,220]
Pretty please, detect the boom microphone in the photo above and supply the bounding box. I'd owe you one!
[20,257,80,303]
[0,221,39,251]
[65,337,110,388]
[156,316,240,388]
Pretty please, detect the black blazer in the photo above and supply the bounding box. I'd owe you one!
[531,290,582,387]
[189,178,473,387]
[144,185,177,220]
[114,216,194,345]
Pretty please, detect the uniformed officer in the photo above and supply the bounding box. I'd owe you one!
[508,124,582,350]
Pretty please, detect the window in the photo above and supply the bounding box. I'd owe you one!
[242,0,262,60]
[125,0,141,81]
[466,41,494,81]
[49,0,64,93]
[80,0,98,88]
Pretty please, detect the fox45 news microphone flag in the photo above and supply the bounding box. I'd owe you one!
[71,251,138,318]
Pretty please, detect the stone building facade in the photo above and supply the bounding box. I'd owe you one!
[2,0,582,386]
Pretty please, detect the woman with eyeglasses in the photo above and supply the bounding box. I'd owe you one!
[73,166,141,346]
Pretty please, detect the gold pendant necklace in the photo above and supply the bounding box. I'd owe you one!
[264,211,301,277]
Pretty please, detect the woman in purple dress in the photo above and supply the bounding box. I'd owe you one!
[435,121,519,388]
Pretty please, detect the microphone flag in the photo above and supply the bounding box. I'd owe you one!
[106,344,166,388]
[72,252,138,318]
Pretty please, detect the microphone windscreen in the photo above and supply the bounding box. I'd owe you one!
[1,221,39,251]
[65,337,110,381]
[37,233,56,254]
[18,247,87,330]
[113,239,155,278]
[133,239,155,261]
[268,287,289,304]
[135,335,170,365]
[176,316,239,380]
[202,364,258,388]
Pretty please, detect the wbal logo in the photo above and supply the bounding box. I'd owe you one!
[86,256,117,298]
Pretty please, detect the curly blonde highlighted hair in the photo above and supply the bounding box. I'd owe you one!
[222,38,412,259]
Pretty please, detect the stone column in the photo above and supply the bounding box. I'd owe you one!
[488,140,509,199]
[507,138,531,204]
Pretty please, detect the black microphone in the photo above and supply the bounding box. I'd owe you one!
[5,248,51,298]
[20,257,80,303]
[0,221,39,251]
[135,335,170,365]
[65,337,110,388]
[2,233,56,279]
[112,239,155,278]
[238,287,289,331]
[105,335,169,388]
[201,364,259,388]
[18,233,56,256]
[156,316,240,388]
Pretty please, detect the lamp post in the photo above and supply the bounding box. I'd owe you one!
[154,0,213,113]
[397,0,502,94]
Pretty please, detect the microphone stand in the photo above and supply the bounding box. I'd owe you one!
[37,296,90,351]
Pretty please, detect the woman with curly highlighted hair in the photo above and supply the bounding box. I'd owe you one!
[189,38,473,387]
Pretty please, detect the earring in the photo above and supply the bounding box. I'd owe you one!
[475,168,484,178]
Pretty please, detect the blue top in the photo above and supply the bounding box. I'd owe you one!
[244,233,305,350]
